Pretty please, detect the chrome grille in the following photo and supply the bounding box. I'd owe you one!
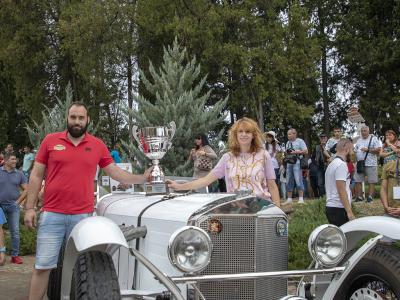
[195,215,287,300]
[255,217,288,299]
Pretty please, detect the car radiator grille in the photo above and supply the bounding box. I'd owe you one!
[196,215,287,300]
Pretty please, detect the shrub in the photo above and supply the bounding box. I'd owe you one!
[288,199,328,270]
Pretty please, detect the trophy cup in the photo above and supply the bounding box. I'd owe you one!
[132,121,176,195]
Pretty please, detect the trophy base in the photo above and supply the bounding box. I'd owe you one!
[144,182,169,195]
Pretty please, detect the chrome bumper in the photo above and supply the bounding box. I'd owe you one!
[170,266,345,284]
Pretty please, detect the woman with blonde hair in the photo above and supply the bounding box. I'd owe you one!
[168,117,280,207]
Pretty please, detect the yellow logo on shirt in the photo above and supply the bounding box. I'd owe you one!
[54,144,66,151]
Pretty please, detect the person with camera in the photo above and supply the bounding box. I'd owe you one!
[324,127,342,162]
[283,128,308,204]
[354,125,382,203]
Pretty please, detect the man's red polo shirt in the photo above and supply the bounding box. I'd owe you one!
[35,131,113,214]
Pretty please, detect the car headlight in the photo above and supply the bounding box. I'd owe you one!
[308,224,347,267]
[168,226,212,273]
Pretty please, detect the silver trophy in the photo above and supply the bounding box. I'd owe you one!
[132,121,176,194]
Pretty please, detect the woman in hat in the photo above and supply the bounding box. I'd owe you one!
[265,131,282,186]
[168,118,280,207]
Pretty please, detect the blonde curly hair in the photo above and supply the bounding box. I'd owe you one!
[228,117,264,156]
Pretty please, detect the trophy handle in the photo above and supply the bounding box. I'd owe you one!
[132,125,142,150]
[167,121,176,150]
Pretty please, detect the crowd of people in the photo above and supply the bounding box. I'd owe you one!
[0,104,399,299]
[181,121,400,228]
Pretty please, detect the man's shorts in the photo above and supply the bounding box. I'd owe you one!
[354,165,378,184]
[35,211,90,269]
[0,207,6,225]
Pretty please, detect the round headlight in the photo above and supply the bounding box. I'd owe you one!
[168,226,212,273]
[308,224,347,267]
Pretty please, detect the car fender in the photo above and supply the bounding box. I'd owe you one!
[60,216,128,299]
[341,216,400,250]
[319,216,400,299]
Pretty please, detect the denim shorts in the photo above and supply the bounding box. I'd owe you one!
[35,211,90,269]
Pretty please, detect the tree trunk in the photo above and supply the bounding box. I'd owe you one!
[318,6,330,136]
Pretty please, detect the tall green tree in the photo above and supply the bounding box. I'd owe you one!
[337,0,400,134]
[124,39,228,176]
[136,0,318,138]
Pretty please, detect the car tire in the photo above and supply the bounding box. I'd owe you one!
[47,240,66,300]
[333,244,400,300]
[70,251,120,300]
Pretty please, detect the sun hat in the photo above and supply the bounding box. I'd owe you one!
[265,131,279,142]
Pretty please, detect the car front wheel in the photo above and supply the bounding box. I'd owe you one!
[70,251,120,300]
[334,244,400,300]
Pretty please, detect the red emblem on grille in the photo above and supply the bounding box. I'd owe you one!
[207,219,222,234]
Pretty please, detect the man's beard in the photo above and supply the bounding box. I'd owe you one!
[67,122,88,138]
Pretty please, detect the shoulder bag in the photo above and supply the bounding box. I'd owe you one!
[356,136,373,174]
[195,149,213,171]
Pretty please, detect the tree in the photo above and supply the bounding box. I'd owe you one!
[336,0,400,134]
[124,39,228,176]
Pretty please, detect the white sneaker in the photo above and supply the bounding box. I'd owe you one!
[298,199,304,204]
[282,199,293,205]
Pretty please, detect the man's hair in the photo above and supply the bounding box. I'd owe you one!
[4,152,16,161]
[336,138,353,152]
[333,127,342,131]
[361,124,369,130]
[287,128,297,134]
[67,102,89,116]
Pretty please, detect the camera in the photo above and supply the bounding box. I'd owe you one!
[286,148,295,154]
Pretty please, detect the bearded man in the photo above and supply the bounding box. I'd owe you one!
[24,102,152,300]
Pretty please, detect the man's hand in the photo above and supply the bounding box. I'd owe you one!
[24,209,37,229]
[347,211,356,221]
[361,147,368,152]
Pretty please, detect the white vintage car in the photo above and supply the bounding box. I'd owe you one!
[47,190,400,300]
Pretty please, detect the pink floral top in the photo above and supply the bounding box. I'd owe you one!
[211,150,276,199]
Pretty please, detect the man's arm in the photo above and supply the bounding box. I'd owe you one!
[24,162,46,228]
[16,183,28,205]
[103,163,151,184]
[336,180,355,220]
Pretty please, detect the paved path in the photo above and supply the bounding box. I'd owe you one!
[0,255,34,300]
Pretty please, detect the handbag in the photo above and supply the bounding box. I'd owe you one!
[356,136,373,174]
[356,160,365,174]
[195,155,213,171]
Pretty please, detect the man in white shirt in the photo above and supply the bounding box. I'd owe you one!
[325,138,355,226]
[354,125,382,203]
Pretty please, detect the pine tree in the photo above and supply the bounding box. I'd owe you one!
[124,38,228,176]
